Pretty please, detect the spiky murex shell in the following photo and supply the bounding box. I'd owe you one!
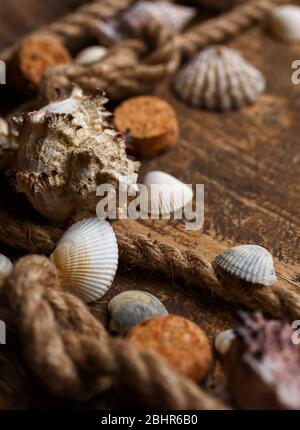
[14,89,139,222]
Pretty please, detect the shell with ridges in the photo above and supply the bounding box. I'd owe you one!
[14,87,139,222]
[108,290,168,335]
[173,46,266,111]
[98,1,196,42]
[214,329,236,356]
[140,170,193,216]
[215,244,277,286]
[50,218,118,303]
[75,46,108,65]
[0,254,13,274]
[267,5,300,43]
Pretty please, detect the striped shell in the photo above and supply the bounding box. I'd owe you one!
[267,5,300,43]
[215,245,277,286]
[75,46,107,65]
[50,218,118,303]
[98,1,196,42]
[173,46,266,111]
[108,290,168,335]
[140,170,193,216]
[214,329,236,356]
[0,254,12,274]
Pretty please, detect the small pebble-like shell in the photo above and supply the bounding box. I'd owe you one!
[173,46,266,111]
[140,170,193,216]
[267,5,300,43]
[108,290,168,334]
[0,254,13,274]
[50,218,118,303]
[214,329,236,356]
[215,245,277,286]
[75,46,107,65]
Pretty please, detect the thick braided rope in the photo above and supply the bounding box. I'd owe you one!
[179,0,282,55]
[0,255,226,409]
[0,210,299,321]
[41,21,181,101]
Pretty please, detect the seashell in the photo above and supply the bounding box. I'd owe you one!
[75,46,108,65]
[214,329,236,356]
[98,1,196,42]
[50,218,118,303]
[215,244,277,286]
[108,290,168,335]
[0,254,13,274]
[140,170,193,216]
[15,87,139,222]
[173,46,266,111]
[266,5,300,43]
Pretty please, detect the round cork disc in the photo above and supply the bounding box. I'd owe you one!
[114,96,179,158]
[126,315,212,381]
[18,34,71,86]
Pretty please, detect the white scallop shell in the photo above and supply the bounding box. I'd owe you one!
[215,245,277,286]
[75,46,107,65]
[0,254,12,274]
[140,170,193,216]
[214,329,236,356]
[50,218,118,303]
[173,46,266,111]
[267,5,300,43]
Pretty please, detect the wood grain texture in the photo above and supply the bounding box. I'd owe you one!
[0,0,299,409]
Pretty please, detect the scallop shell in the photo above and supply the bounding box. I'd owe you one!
[98,1,196,42]
[214,329,236,356]
[173,46,266,111]
[108,290,168,335]
[267,5,300,43]
[75,46,107,65]
[140,170,193,216]
[215,245,277,286]
[0,254,13,274]
[50,218,118,303]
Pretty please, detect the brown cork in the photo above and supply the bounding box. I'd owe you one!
[126,315,212,382]
[8,34,71,95]
[114,96,179,158]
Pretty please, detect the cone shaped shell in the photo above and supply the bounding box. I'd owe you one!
[50,218,118,303]
[0,254,12,274]
[214,329,236,356]
[108,290,168,334]
[215,245,277,286]
[173,46,266,111]
[140,170,193,216]
[267,5,300,43]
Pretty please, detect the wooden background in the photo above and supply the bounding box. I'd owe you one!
[0,0,299,409]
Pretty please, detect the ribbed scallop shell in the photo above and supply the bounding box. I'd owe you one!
[75,46,107,65]
[50,218,118,303]
[173,46,266,111]
[215,245,277,286]
[214,329,236,356]
[267,5,300,43]
[0,254,12,274]
[108,290,168,334]
[140,170,193,216]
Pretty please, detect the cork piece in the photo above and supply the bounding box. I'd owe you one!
[114,96,179,158]
[8,34,71,94]
[126,315,212,381]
